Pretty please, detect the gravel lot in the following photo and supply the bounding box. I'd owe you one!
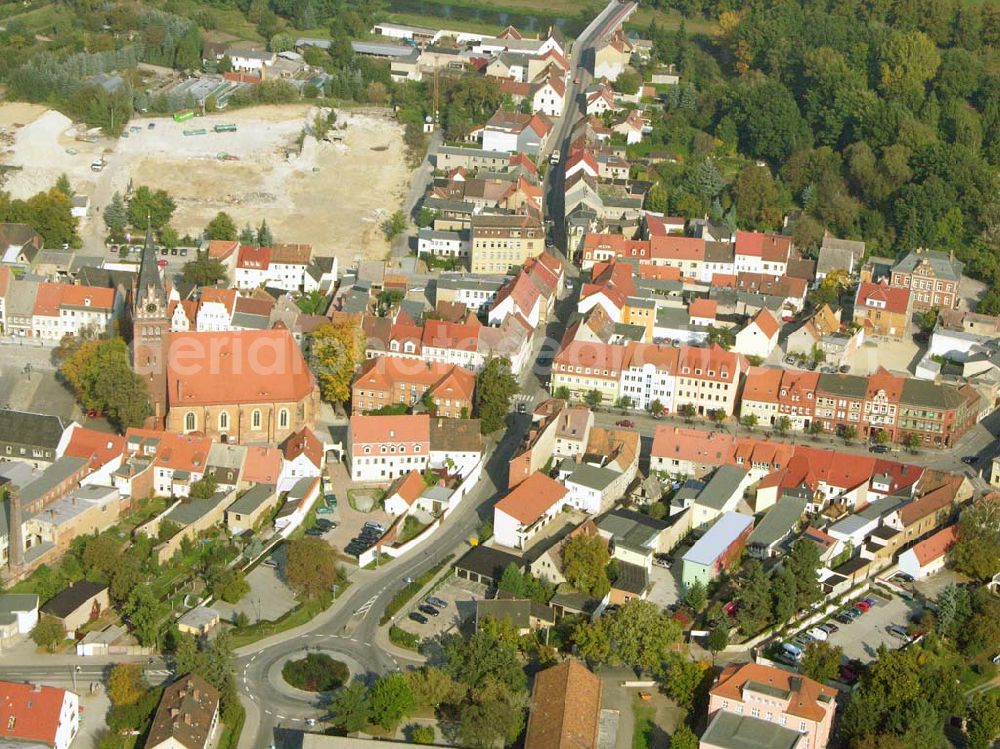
[820,593,922,664]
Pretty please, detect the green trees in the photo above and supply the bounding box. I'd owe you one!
[204,212,237,241]
[108,664,148,706]
[967,691,1000,749]
[573,600,683,673]
[561,534,611,598]
[381,210,407,240]
[733,164,782,229]
[181,255,229,287]
[475,357,518,435]
[31,615,66,652]
[328,682,371,732]
[369,673,415,730]
[584,389,603,409]
[286,537,341,598]
[104,192,128,240]
[802,641,843,682]
[950,499,1000,581]
[307,321,365,405]
[58,337,151,431]
[0,187,79,248]
[730,76,811,164]
[497,564,552,604]
[127,186,175,233]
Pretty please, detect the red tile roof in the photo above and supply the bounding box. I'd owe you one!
[200,287,238,315]
[735,231,793,261]
[0,681,71,747]
[688,298,717,319]
[677,344,742,383]
[495,471,567,524]
[166,329,314,407]
[856,280,911,315]
[281,426,323,468]
[388,470,426,507]
[912,525,958,566]
[651,426,736,465]
[524,659,602,749]
[711,662,835,722]
[237,244,271,270]
[350,414,430,454]
[651,235,705,262]
[242,446,282,484]
[126,428,212,474]
[554,340,632,379]
[63,426,124,470]
[206,240,239,261]
[751,308,781,339]
[33,283,115,316]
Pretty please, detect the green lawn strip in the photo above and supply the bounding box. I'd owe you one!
[389,625,421,650]
[631,699,657,749]
[378,554,454,626]
[229,587,345,648]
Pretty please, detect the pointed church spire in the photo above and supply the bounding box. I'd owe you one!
[137,215,165,308]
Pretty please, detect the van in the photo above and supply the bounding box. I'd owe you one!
[782,642,803,661]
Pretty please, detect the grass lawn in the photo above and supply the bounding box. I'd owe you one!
[378,11,500,36]
[230,586,347,648]
[627,7,716,35]
[632,699,657,749]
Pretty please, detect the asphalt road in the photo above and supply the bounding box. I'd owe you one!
[237,413,532,747]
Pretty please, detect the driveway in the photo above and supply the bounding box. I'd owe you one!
[820,593,922,664]
[324,461,392,560]
[646,564,680,609]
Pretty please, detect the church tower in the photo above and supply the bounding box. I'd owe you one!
[132,224,169,428]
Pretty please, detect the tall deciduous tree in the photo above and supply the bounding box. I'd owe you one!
[475,357,518,435]
[802,641,843,683]
[182,255,228,287]
[286,536,340,598]
[204,212,237,241]
[108,663,148,706]
[369,673,415,729]
[328,681,370,732]
[307,321,364,405]
[561,534,611,598]
[126,186,175,232]
[951,499,1000,581]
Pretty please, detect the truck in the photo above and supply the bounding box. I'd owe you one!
[173,110,195,123]
[213,123,238,133]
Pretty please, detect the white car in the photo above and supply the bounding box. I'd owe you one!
[806,627,828,641]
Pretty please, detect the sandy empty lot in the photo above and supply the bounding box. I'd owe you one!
[0,103,409,263]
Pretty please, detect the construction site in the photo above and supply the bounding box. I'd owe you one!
[0,102,409,263]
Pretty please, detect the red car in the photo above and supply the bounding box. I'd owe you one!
[723,601,738,617]
[854,601,871,612]
[615,419,635,428]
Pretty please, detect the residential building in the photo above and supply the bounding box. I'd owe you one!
[224,484,278,533]
[0,224,44,269]
[733,308,780,359]
[481,111,551,154]
[816,235,865,283]
[700,711,806,749]
[509,399,564,488]
[853,280,911,339]
[347,415,430,482]
[117,429,212,499]
[0,409,66,467]
[435,273,506,311]
[493,471,569,549]
[707,662,837,749]
[889,248,963,311]
[165,329,319,445]
[595,509,672,571]
[618,342,679,412]
[0,682,79,749]
[550,340,629,403]
[351,357,475,418]
[144,674,220,749]
[681,512,753,589]
[734,231,795,276]
[674,345,746,417]
[897,525,958,580]
[470,213,544,274]
[279,426,324,492]
[416,228,470,259]
[593,30,632,81]
[524,660,602,749]
[739,368,819,432]
[650,426,737,478]
[746,492,808,559]
[0,593,38,637]
[40,581,109,635]
[31,283,118,340]
[685,465,750,530]
[897,378,980,448]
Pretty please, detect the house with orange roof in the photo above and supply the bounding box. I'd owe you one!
[494,471,569,549]
[60,425,124,487]
[489,268,544,328]
[118,429,213,498]
[509,399,565,489]
[740,368,820,432]
[649,236,705,279]
[707,662,837,749]
[481,110,552,155]
[169,298,198,332]
[384,470,428,517]
[234,244,271,289]
[531,72,566,117]
[348,415,430,482]
[734,231,796,276]
[278,426,324,492]
[565,148,599,181]
[650,425,737,478]
[578,260,635,322]
[550,339,632,403]
[897,524,958,580]
[31,282,118,340]
[195,287,238,331]
[206,239,240,277]
[853,279,912,339]
[688,298,717,327]
[733,308,781,359]
[584,82,616,115]
[675,344,747,417]
[241,446,283,486]
[611,108,644,144]
[0,681,80,749]
[352,356,476,419]
[524,660,602,749]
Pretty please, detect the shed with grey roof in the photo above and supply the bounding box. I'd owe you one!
[699,710,805,749]
[682,512,754,589]
[747,494,808,559]
[225,484,278,533]
[0,409,67,466]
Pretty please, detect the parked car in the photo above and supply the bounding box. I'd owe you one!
[615,419,635,428]
[896,572,915,583]
[723,601,738,617]
[364,522,385,532]
[854,601,872,612]
[962,455,978,465]
[806,627,829,641]
[426,596,447,609]
[148,122,156,129]
[263,558,277,568]
[653,557,671,569]
[517,402,527,414]
[839,364,851,373]
[862,597,876,607]
[418,604,439,617]
[782,642,804,661]
[835,613,854,624]
[869,444,890,453]
[409,612,428,624]
[819,622,839,634]
[887,624,911,641]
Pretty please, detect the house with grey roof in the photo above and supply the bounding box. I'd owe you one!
[0,409,67,467]
[687,465,750,529]
[596,509,670,570]
[562,462,622,515]
[475,598,555,634]
[0,593,38,639]
[681,512,754,589]
[816,235,865,283]
[890,248,964,311]
[746,491,808,559]
[700,710,806,749]
[225,484,278,533]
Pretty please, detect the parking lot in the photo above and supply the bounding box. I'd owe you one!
[214,560,298,623]
[394,577,485,642]
[813,593,922,664]
[646,559,681,609]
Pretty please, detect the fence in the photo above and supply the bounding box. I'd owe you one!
[357,458,484,567]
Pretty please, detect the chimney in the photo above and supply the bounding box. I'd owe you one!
[184,713,192,726]
[8,487,24,571]
[170,708,179,718]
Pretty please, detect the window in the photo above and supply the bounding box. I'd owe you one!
[279,409,289,429]
[751,708,760,718]
[252,410,262,429]
[185,412,196,432]
[799,722,807,732]
[219,412,229,431]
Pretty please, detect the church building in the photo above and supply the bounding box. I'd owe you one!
[131,229,319,445]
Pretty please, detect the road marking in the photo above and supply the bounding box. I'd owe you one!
[276,715,286,720]
[264,709,272,715]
